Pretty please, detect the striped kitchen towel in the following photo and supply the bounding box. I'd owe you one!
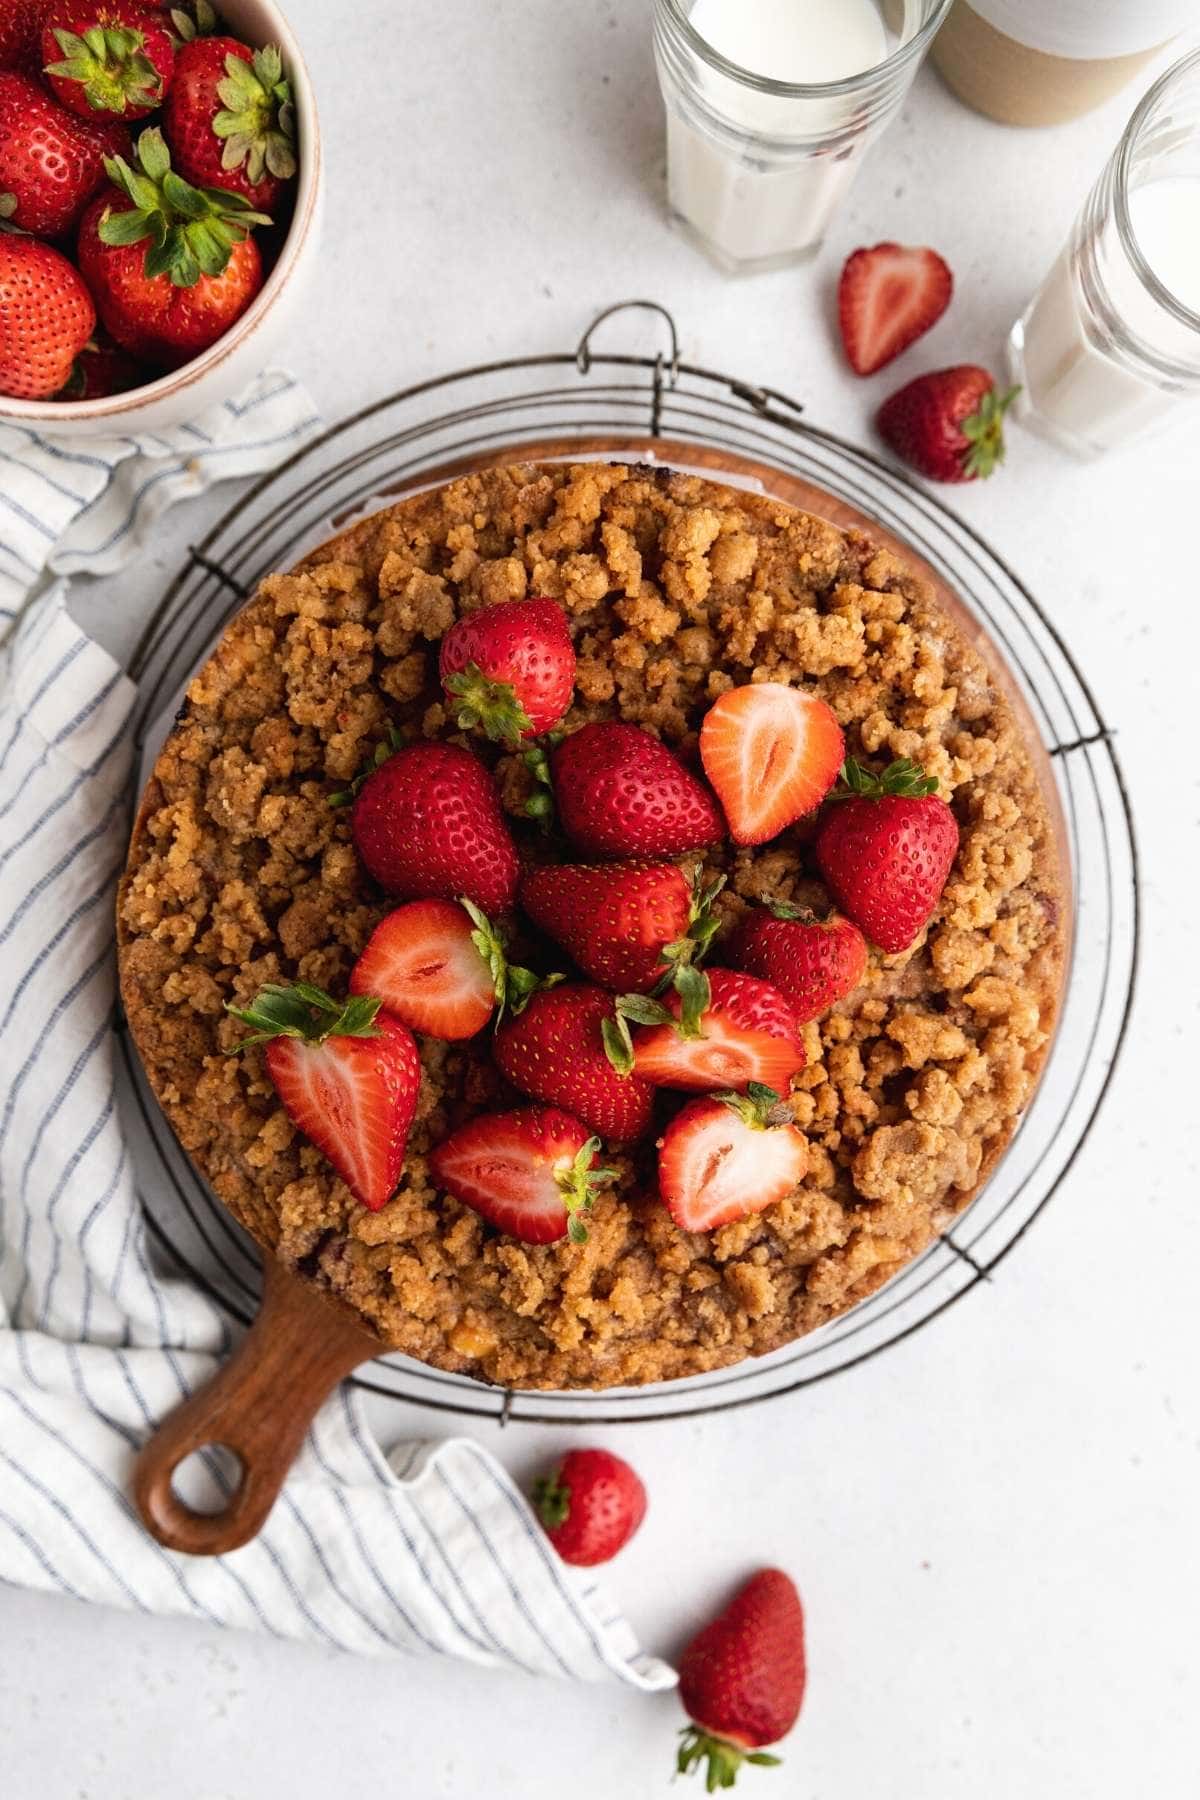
[0,392,675,1687]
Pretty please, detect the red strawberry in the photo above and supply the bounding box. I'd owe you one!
[42,1,174,121]
[78,127,267,365]
[877,365,1017,483]
[550,722,723,859]
[56,325,141,397]
[518,860,723,994]
[616,968,805,1096]
[533,1448,647,1565]
[430,1106,616,1246]
[226,984,421,1213]
[728,907,867,1025]
[349,899,500,1041]
[658,1086,808,1234]
[493,983,656,1143]
[0,221,95,399]
[676,1568,806,1789]
[164,36,296,213]
[0,70,129,236]
[0,2,51,76]
[814,757,959,954]
[838,241,953,377]
[699,683,843,847]
[439,595,575,747]
[351,740,520,916]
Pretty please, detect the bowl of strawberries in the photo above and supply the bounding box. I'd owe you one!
[0,0,319,431]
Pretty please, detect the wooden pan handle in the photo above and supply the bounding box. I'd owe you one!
[133,1258,381,1556]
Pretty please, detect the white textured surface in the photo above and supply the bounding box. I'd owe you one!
[4,3,1198,1796]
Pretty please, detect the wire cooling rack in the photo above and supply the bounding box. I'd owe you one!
[116,301,1139,1424]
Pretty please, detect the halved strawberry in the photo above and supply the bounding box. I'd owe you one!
[226,983,421,1212]
[699,684,843,847]
[657,1086,808,1233]
[837,242,953,377]
[609,968,805,1095]
[349,897,542,1040]
[430,1106,616,1245]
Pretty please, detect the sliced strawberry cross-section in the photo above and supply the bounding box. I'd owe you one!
[657,1084,809,1234]
[430,1106,617,1245]
[607,967,805,1096]
[837,241,953,377]
[699,683,844,847]
[349,897,545,1040]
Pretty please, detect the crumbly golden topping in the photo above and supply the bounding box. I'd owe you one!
[118,463,1065,1388]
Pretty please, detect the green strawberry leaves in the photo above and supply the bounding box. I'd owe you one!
[46,23,164,116]
[444,660,534,750]
[168,1,217,47]
[460,898,561,1022]
[0,192,22,236]
[657,867,725,985]
[676,1725,782,1790]
[961,384,1019,480]
[602,965,712,1073]
[328,721,405,808]
[225,982,382,1048]
[554,1134,619,1245]
[213,45,297,186]
[839,755,939,800]
[717,1081,793,1130]
[98,127,271,288]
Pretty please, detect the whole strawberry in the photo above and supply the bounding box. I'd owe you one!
[533,1448,647,1565]
[493,982,656,1142]
[877,365,1017,483]
[226,984,421,1214]
[78,126,268,364]
[56,325,141,397]
[676,1568,806,1789]
[551,722,723,859]
[351,739,520,916]
[728,906,867,1024]
[0,2,51,76]
[814,757,959,954]
[0,70,129,236]
[519,860,723,994]
[0,213,96,398]
[42,1,174,121]
[164,35,296,213]
[439,595,575,747]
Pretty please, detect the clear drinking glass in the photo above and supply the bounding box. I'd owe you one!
[652,0,953,274]
[1008,48,1200,459]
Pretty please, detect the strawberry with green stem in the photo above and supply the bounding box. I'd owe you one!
[42,1,175,122]
[431,1106,616,1245]
[676,1567,807,1789]
[877,365,1018,484]
[533,1449,647,1564]
[814,756,960,954]
[494,982,657,1143]
[226,983,421,1213]
[657,1084,808,1234]
[349,896,553,1040]
[519,859,725,995]
[439,595,576,748]
[604,967,806,1097]
[164,33,296,213]
[78,125,268,363]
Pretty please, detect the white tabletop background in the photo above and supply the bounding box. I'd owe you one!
[3,3,1198,1796]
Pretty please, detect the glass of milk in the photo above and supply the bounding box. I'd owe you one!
[653,0,953,274]
[1009,48,1200,459]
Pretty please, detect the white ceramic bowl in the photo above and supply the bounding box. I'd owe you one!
[0,0,321,436]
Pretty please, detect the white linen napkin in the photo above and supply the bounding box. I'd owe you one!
[0,381,674,1688]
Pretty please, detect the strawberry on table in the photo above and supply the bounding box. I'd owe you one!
[611,968,805,1096]
[164,35,296,213]
[350,739,520,916]
[838,241,953,377]
[814,756,959,954]
[533,1448,647,1565]
[493,982,657,1143]
[657,1085,808,1234]
[0,208,96,398]
[439,595,575,748]
[550,721,723,859]
[877,365,1017,483]
[349,897,543,1040]
[42,1,174,121]
[226,983,421,1214]
[728,906,868,1025]
[430,1106,616,1246]
[0,70,129,236]
[699,682,844,846]
[676,1567,807,1789]
[78,126,268,364]
[518,859,724,995]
